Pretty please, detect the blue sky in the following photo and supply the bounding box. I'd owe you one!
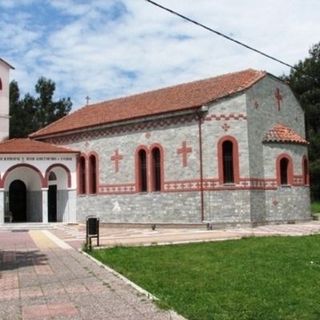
[1,0,320,110]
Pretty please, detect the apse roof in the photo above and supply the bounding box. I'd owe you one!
[263,123,308,145]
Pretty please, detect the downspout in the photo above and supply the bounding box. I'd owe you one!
[197,106,208,222]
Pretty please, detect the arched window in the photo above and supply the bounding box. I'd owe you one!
[218,136,239,184]
[222,141,234,183]
[137,149,148,192]
[151,147,162,191]
[48,171,57,181]
[78,156,86,194]
[303,156,309,185]
[276,154,293,186]
[280,158,289,185]
[88,154,97,194]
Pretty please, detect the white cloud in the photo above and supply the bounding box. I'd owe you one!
[0,0,35,8]
[2,0,320,109]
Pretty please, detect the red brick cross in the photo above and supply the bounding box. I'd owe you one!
[177,141,192,167]
[111,149,123,173]
[274,88,283,111]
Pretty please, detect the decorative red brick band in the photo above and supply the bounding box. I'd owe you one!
[205,113,247,122]
[87,173,310,195]
[164,178,278,192]
[164,179,209,192]
[293,175,304,186]
[99,183,135,194]
[45,114,197,145]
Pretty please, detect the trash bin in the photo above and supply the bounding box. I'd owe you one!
[86,216,100,249]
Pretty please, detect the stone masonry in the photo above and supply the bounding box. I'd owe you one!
[42,72,311,225]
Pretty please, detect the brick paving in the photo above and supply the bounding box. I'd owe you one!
[0,230,184,320]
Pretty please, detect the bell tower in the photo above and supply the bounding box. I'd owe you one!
[0,58,14,142]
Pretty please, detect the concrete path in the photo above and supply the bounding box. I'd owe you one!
[51,221,320,249]
[0,229,183,320]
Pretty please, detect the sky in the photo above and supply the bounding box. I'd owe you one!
[1,0,320,110]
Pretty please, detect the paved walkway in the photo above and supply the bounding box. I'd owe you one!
[51,221,320,249]
[0,229,183,320]
[1,221,320,319]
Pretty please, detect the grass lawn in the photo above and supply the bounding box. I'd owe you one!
[91,236,320,320]
[311,201,320,214]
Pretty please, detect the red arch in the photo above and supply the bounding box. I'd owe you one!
[276,153,294,186]
[77,153,87,194]
[45,163,72,188]
[217,135,240,184]
[0,163,45,188]
[135,145,149,192]
[88,151,99,194]
[302,155,309,185]
[149,143,165,192]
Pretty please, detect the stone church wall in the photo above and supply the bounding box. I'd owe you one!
[77,192,202,223]
[246,76,310,223]
[64,93,256,224]
[50,75,310,225]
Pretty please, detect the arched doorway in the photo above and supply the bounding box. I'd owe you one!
[46,165,71,222]
[9,180,27,222]
[48,171,57,222]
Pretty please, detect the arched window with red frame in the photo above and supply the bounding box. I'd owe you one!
[280,158,289,185]
[137,148,148,192]
[276,154,293,186]
[88,154,97,194]
[303,156,309,185]
[151,146,162,191]
[222,141,234,183]
[78,155,86,194]
[218,136,240,184]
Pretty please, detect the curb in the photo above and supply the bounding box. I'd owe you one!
[80,249,186,320]
[92,236,243,250]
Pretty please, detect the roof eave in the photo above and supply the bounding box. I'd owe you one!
[263,140,309,145]
[0,150,80,154]
[0,58,15,69]
[31,105,204,140]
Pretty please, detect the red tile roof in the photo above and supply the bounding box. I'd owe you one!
[31,69,266,138]
[0,139,79,154]
[263,123,308,145]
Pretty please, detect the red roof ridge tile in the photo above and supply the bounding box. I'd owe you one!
[30,68,266,138]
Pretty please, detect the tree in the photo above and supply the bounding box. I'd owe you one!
[9,77,72,138]
[284,43,320,199]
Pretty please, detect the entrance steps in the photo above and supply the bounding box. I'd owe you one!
[0,223,56,231]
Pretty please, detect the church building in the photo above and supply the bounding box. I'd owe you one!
[0,58,311,225]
